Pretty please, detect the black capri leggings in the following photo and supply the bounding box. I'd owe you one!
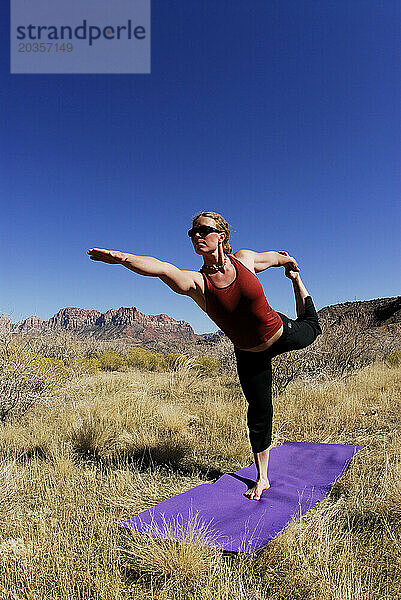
[234,296,322,454]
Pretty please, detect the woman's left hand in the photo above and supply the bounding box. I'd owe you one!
[87,248,128,264]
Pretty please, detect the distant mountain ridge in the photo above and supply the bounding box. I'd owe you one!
[1,296,399,350]
[0,306,197,349]
[317,296,401,327]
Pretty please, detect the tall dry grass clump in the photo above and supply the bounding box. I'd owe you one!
[0,327,399,599]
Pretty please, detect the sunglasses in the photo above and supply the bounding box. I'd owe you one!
[188,225,222,238]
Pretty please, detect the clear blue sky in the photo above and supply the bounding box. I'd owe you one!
[1,1,400,333]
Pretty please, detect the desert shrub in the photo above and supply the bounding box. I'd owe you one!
[126,348,166,371]
[0,336,71,423]
[153,352,167,371]
[26,332,80,362]
[269,310,383,392]
[69,356,102,375]
[384,350,401,368]
[201,336,236,373]
[271,352,307,396]
[314,310,378,377]
[193,356,219,375]
[98,350,126,372]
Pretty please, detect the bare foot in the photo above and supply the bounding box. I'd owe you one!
[244,478,271,501]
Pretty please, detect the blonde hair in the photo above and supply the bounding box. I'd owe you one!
[192,211,232,254]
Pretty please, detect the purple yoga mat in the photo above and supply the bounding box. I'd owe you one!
[121,441,362,554]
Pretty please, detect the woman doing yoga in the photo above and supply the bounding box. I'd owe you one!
[88,211,322,501]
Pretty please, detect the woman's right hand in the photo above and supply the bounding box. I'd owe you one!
[87,248,128,264]
[278,251,300,280]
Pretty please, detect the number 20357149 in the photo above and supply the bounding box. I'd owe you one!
[18,43,73,52]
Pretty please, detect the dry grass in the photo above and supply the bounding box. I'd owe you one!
[0,358,400,599]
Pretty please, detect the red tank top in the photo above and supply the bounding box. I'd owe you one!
[201,254,283,350]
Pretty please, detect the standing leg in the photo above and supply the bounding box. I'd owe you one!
[235,348,273,501]
[250,448,270,501]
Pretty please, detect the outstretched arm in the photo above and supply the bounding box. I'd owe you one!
[234,249,300,273]
[87,248,198,295]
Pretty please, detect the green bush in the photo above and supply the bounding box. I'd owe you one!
[99,350,126,371]
[126,348,165,371]
[384,350,401,368]
[70,356,102,375]
[193,355,219,375]
[153,352,167,371]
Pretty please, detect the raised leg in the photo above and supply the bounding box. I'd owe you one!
[286,268,310,318]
